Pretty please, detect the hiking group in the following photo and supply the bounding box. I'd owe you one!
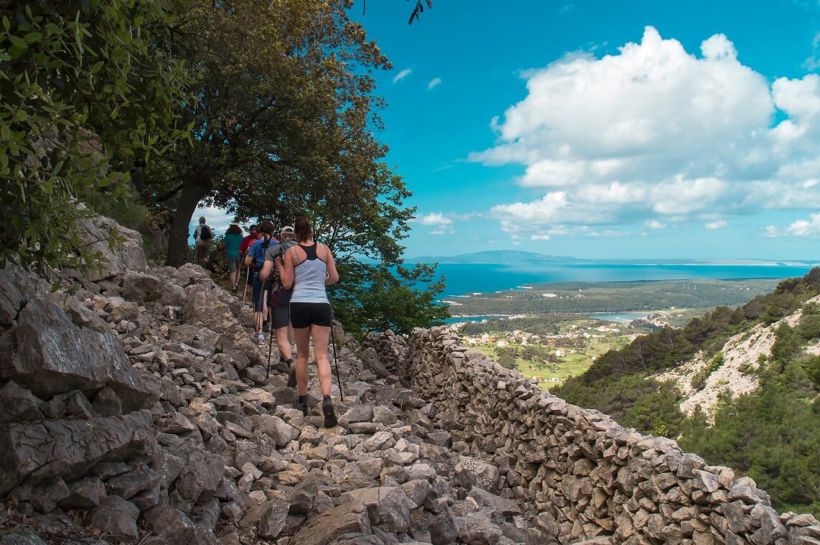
[191,215,340,428]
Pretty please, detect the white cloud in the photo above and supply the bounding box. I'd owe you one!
[646,220,666,230]
[470,26,820,236]
[417,212,454,235]
[764,214,820,237]
[427,77,442,90]
[786,214,820,236]
[393,68,412,84]
[705,220,727,230]
[417,212,452,226]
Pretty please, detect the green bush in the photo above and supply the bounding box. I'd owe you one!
[0,1,190,273]
[691,352,725,390]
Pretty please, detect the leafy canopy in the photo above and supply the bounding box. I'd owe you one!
[0,1,190,271]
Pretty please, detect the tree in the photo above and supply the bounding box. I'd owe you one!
[145,0,393,266]
[331,262,449,337]
[0,1,190,272]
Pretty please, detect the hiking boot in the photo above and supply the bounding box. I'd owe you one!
[262,321,270,333]
[322,398,337,428]
[286,362,297,388]
[255,332,265,345]
[296,397,309,417]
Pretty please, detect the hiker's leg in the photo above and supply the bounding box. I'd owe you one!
[293,326,311,396]
[311,324,332,398]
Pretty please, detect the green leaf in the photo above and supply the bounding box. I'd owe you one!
[8,35,27,50]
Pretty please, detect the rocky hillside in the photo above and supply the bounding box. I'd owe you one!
[0,216,555,545]
[655,294,820,420]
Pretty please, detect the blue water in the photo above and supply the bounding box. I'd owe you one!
[432,262,815,297]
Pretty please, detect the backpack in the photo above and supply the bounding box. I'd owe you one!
[200,225,212,240]
[269,240,297,300]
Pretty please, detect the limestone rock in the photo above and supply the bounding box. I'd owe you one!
[257,499,290,539]
[0,380,44,423]
[342,486,417,533]
[76,214,147,281]
[61,477,107,509]
[89,496,140,543]
[290,501,372,545]
[0,410,154,495]
[454,455,500,492]
[1,297,155,411]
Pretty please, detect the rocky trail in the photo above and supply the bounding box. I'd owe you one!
[0,217,547,545]
[0,215,818,545]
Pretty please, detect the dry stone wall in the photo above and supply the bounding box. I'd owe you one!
[367,327,820,545]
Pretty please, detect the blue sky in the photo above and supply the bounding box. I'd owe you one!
[196,0,820,260]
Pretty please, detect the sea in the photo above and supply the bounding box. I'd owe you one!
[430,261,817,324]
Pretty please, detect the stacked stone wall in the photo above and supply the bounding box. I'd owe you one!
[369,327,820,545]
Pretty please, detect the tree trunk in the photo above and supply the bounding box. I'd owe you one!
[166,176,209,266]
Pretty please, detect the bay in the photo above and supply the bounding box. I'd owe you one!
[431,262,816,298]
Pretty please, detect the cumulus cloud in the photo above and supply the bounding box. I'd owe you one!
[705,220,728,230]
[646,220,666,230]
[417,212,454,235]
[766,213,820,237]
[417,212,452,226]
[393,68,412,84]
[470,26,820,236]
[427,77,442,90]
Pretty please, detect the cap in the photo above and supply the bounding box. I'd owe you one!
[280,226,295,235]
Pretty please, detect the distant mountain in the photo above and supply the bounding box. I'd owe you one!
[406,250,578,264]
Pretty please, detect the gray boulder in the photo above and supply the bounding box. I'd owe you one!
[342,486,417,533]
[0,380,44,423]
[0,297,156,411]
[61,477,107,509]
[106,463,161,500]
[89,496,140,543]
[290,501,372,545]
[174,449,224,504]
[0,410,154,495]
[76,214,147,281]
[257,499,290,539]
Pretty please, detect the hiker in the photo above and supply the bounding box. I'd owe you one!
[260,225,298,385]
[280,215,340,427]
[245,221,277,344]
[193,216,212,266]
[224,224,243,291]
[239,224,259,302]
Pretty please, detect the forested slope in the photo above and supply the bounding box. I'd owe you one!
[556,269,820,516]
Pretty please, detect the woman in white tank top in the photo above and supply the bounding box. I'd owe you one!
[280,216,340,427]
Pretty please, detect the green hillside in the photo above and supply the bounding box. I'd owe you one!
[555,269,820,517]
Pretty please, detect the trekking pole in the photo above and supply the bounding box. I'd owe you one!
[266,303,274,379]
[330,314,344,402]
[241,266,250,306]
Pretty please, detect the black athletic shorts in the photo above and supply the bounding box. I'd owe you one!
[272,304,290,329]
[289,302,332,328]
